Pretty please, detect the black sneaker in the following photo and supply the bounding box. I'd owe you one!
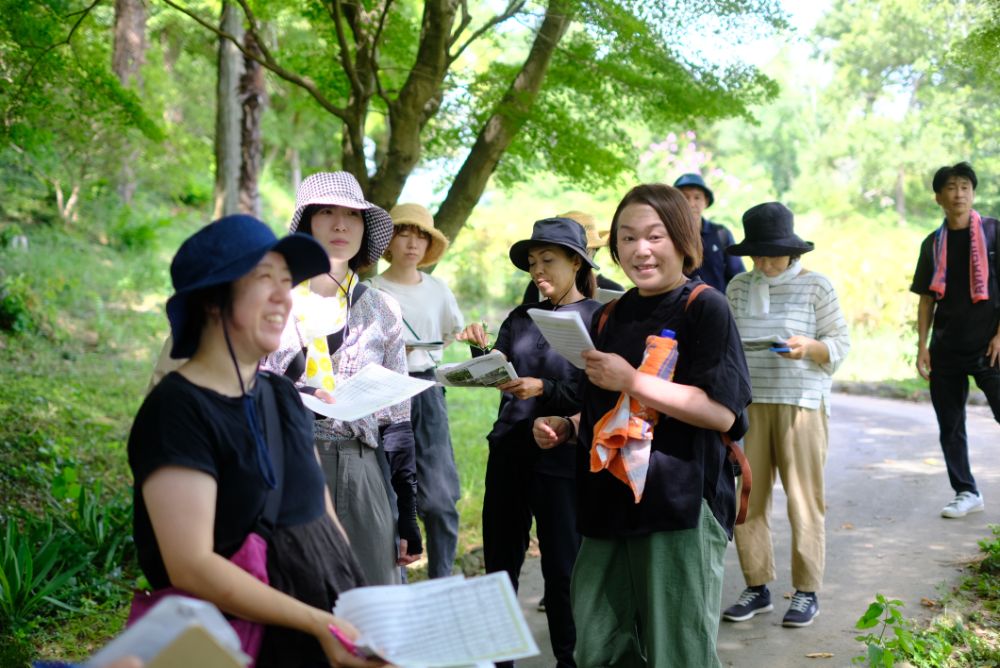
[782,591,819,627]
[722,586,773,622]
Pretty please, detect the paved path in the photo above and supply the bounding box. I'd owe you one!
[513,393,1000,667]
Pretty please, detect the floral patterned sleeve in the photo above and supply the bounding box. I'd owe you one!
[373,289,411,426]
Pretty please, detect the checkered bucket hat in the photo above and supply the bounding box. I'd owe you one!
[289,171,394,266]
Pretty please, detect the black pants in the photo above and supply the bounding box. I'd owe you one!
[483,443,579,668]
[930,347,1000,494]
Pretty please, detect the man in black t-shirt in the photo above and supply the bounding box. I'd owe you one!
[910,162,1000,518]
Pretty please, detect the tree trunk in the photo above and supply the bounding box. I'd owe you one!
[238,31,266,219]
[213,1,244,219]
[434,0,572,242]
[112,0,146,205]
[894,164,906,226]
[368,0,458,207]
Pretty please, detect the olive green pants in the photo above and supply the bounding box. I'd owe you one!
[572,501,728,668]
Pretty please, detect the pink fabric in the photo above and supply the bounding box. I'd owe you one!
[930,209,990,303]
[127,532,269,666]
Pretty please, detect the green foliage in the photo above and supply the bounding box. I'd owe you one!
[978,525,1000,575]
[0,514,85,629]
[0,274,40,334]
[853,594,953,667]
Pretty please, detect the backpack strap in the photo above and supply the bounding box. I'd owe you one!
[683,282,752,525]
[596,298,618,336]
[257,374,285,530]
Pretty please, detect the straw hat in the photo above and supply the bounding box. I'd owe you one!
[387,203,450,268]
[559,210,609,249]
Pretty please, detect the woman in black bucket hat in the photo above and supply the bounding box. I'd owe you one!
[263,171,422,587]
[126,215,379,667]
[456,217,602,668]
[721,202,850,629]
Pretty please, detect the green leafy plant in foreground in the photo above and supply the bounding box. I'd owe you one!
[853,593,954,667]
[0,515,85,629]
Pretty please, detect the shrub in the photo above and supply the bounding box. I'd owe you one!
[0,274,39,334]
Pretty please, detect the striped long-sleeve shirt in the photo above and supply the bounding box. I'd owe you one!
[726,269,850,415]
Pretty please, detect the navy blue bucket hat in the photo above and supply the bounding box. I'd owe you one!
[509,217,600,272]
[673,173,714,208]
[166,214,330,359]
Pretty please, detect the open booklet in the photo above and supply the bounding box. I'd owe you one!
[299,363,435,421]
[333,572,540,667]
[435,350,518,388]
[526,308,595,369]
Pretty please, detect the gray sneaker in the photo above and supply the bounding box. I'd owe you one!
[941,491,984,518]
[722,586,773,622]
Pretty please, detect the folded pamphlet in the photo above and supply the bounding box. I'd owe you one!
[434,350,518,388]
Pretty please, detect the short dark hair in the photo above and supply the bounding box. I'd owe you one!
[185,283,232,353]
[298,203,371,272]
[608,184,702,274]
[932,162,977,193]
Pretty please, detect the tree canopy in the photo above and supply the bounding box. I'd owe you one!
[3,0,786,242]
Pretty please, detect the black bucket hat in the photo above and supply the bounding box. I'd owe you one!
[726,202,814,257]
[166,215,330,359]
[509,217,600,272]
[673,173,714,208]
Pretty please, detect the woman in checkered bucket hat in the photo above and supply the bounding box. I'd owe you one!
[263,171,422,586]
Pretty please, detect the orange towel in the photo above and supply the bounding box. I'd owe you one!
[591,330,678,502]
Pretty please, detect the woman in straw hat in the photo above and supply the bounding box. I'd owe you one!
[263,172,421,586]
[127,215,377,667]
[457,217,602,668]
[721,202,850,629]
[368,203,465,580]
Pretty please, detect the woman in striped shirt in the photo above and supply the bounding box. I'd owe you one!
[720,202,850,629]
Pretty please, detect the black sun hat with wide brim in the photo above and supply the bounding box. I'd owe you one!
[508,217,600,272]
[726,202,815,257]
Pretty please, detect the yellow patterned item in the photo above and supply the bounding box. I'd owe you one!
[293,272,353,391]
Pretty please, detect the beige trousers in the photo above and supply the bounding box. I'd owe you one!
[734,402,828,592]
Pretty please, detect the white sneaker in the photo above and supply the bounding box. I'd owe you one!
[941,491,984,518]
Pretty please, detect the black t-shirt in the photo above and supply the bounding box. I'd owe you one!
[488,298,603,477]
[910,222,1000,356]
[576,281,752,538]
[129,372,327,590]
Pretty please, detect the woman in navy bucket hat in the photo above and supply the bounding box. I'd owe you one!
[127,215,379,667]
[263,171,423,587]
[456,216,602,667]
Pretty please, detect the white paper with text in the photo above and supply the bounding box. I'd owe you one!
[333,572,539,667]
[526,308,595,369]
[299,364,434,421]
